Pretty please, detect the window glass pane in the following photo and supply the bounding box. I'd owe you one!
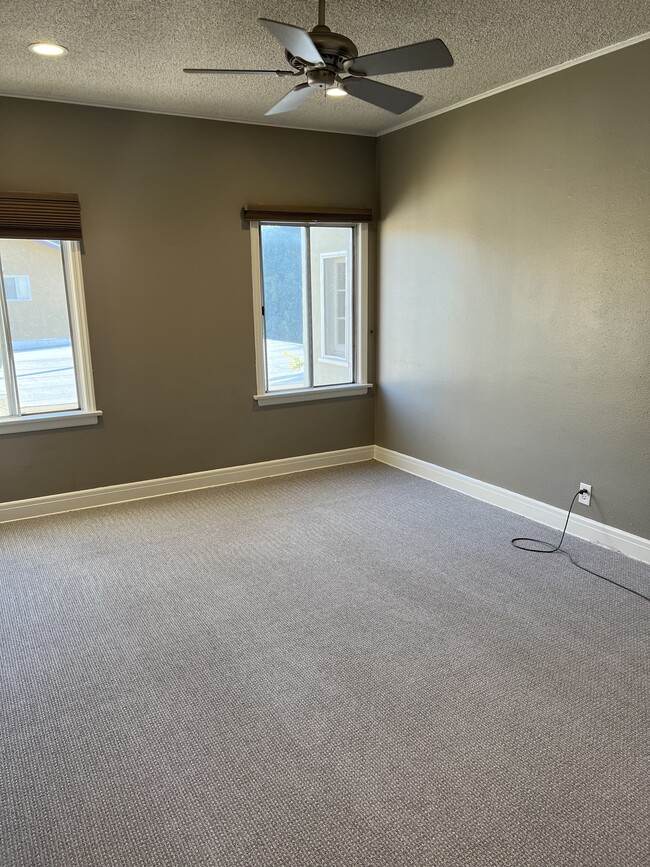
[0,239,79,414]
[310,226,354,387]
[260,225,307,391]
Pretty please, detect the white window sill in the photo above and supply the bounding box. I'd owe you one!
[0,410,102,435]
[254,383,372,406]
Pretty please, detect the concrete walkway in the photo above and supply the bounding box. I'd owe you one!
[266,338,305,390]
[0,345,78,416]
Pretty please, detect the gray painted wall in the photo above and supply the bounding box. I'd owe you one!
[377,42,650,538]
[0,97,376,502]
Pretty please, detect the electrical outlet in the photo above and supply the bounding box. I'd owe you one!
[578,483,592,506]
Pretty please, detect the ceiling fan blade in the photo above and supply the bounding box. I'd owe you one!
[347,38,453,76]
[341,78,422,114]
[258,18,324,66]
[183,68,298,76]
[265,83,314,116]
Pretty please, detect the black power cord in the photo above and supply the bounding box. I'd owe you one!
[512,491,650,603]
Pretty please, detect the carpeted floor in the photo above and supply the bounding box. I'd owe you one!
[1,461,649,867]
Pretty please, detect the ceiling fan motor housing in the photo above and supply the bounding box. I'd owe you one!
[286,24,359,75]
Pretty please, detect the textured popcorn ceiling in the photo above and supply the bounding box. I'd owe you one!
[1,0,648,135]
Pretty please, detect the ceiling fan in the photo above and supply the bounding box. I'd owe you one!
[183,0,453,116]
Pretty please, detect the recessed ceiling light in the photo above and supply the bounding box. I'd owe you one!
[28,42,68,57]
[326,84,347,98]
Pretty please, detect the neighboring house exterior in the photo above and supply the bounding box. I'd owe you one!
[309,226,354,387]
[0,239,71,347]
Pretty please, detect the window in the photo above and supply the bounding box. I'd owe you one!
[321,253,349,361]
[4,274,32,301]
[249,221,370,405]
[0,238,100,433]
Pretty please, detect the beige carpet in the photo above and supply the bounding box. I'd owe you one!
[1,461,649,866]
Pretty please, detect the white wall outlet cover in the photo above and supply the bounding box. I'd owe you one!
[579,483,592,506]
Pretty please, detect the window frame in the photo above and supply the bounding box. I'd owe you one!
[249,220,371,406]
[0,239,101,434]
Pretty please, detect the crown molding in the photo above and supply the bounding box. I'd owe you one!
[378,31,650,137]
[0,91,375,138]
[1,32,647,139]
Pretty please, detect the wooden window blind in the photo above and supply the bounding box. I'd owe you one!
[242,205,372,224]
[0,192,83,241]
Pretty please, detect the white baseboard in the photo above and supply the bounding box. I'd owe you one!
[3,442,649,567]
[0,445,375,524]
[374,446,650,566]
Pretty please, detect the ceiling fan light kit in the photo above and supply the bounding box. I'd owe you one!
[183,0,453,117]
[325,84,347,98]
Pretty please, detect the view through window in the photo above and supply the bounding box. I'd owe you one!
[0,239,80,418]
[260,224,355,392]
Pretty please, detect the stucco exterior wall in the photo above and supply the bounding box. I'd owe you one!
[0,239,71,345]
